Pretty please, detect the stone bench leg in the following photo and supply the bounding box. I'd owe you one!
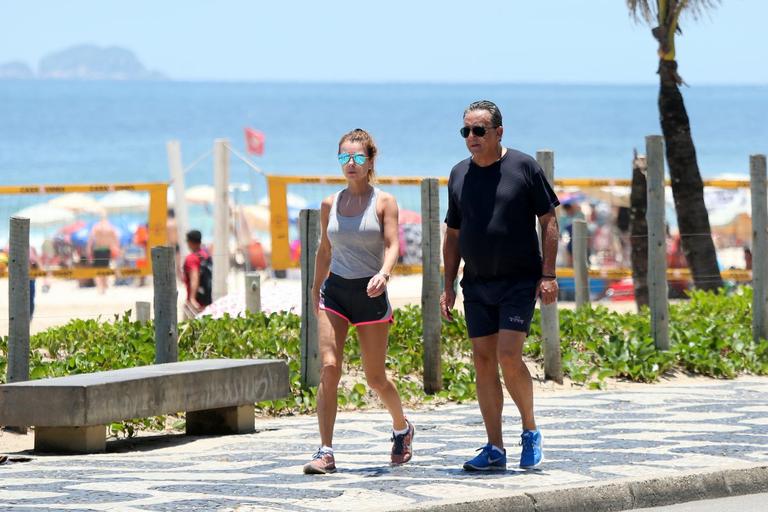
[186,404,255,435]
[35,425,106,453]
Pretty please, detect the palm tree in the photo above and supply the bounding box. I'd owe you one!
[628,0,723,291]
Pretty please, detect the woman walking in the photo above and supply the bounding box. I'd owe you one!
[303,128,414,474]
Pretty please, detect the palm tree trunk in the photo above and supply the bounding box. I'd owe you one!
[658,60,723,292]
[630,153,649,308]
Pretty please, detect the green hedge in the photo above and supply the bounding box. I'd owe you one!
[0,286,765,434]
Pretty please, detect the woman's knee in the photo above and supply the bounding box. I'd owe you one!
[365,373,390,393]
[320,362,342,385]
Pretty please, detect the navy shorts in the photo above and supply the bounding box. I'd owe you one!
[320,273,393,326]
[461,277,538,338]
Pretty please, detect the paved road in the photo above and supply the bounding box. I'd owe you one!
[635,492,768,511]
[1,378,767,511]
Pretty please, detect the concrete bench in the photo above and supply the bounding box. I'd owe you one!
[0,358,289,454]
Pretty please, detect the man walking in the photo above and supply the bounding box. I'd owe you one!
[441,100,560,471]
[182,230,212,319]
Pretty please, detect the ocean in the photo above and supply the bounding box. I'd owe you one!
[0,81,766,246]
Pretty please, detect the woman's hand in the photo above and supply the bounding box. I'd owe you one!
[366,272,389,298]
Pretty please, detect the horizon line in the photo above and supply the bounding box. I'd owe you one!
[1,77,767,87]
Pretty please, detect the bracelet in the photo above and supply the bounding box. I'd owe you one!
[541,274,557,279]
[378,272,391,281]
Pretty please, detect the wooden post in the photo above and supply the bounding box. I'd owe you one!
[167,140,190,265]
[299,209,321,388]
[152,246,178,363]
[646,135,669,350]
[7,217,30,384]
[536,150,562,383]
[421,178,442,394]
[245,272,261,314]
[213,138,230,301]
[135,301,151,324]
[750,154,768,342]
[573,218,590,308]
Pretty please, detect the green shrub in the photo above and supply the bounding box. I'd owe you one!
[0,286,765,435]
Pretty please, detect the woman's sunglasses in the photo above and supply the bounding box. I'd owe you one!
[460,125,496,138]
[338,153,368,165]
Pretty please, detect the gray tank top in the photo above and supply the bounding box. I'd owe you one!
[327,187,384,279]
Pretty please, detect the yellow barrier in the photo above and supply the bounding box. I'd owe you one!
[266,174,753,272]
[0,182,167,280]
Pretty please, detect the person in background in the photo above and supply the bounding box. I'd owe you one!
[441,100,559,471]
[29,246,39,320]
[744,246,753,271]
[182,229,210,319]
[87,213,120,294]
[303,128,413,474]
[133,223,149,286]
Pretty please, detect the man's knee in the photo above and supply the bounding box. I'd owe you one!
[497,348,525,370]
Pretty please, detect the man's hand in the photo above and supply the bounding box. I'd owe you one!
[440,288,456,321]
[537,277,559,305]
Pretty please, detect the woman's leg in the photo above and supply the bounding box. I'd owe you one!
[357,322,407,431]
[316,310,349,447]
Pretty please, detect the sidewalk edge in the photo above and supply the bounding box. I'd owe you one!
[393,465,768,512]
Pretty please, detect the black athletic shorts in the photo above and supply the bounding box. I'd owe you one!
[461,276,538,338]
[320,273,393,326]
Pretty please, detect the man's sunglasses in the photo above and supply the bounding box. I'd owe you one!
[338,153,368,165]
[460,125,497,138]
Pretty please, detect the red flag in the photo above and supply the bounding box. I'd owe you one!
[244,127,265,155]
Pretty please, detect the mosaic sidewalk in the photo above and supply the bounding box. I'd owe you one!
[1,378,767,511]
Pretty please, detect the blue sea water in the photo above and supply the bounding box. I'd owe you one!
[0,80,766,244]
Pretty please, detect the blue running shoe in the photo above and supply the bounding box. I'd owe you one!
[519,429,542,468]
[462,443,507,471]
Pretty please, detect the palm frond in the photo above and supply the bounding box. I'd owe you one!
[627,0,721,25]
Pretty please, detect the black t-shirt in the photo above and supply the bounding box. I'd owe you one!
[445,148,560,281]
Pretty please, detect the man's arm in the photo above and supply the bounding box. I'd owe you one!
[538,209,559,305]
[440,226,461,320]
[188,267,201,307]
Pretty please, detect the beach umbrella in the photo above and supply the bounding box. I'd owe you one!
[258,192,309,210]
[59,220,87,236]
[98,191,148,213]
[186,185,216,205]
[48,193,105,214]
[13,204,75,227]
[241,204,271,232]
[399,209,422,225]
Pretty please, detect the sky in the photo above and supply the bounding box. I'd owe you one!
[1,0,765,84]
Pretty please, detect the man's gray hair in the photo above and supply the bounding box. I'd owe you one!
[464,100,503,127]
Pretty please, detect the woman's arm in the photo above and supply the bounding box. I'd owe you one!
[367,192,399,298]
[312,196,334,311]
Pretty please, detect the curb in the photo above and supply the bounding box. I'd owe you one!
[394,465,768,512]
